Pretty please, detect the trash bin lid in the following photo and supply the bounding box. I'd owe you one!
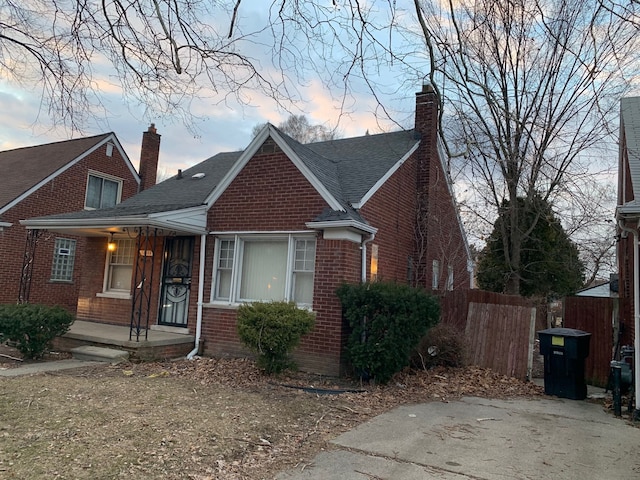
[537,327,591,337]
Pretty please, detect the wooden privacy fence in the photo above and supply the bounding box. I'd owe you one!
[563,296,616,387]
[439,290,542,381]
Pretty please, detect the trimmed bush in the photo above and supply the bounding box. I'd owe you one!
[237,301,315,374]
[0,303,75,359]
[337,282,440,384]
[410,323,468,370]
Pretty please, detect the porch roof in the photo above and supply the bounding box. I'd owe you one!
[21,203,208,236]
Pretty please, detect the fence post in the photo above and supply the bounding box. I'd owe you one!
[527,307,536,381]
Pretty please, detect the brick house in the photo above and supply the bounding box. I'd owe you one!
[616,96,640,414]
[23,86,471,375]
[0,131,151,312]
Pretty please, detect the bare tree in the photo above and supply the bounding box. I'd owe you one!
[3,0,637,291]
[252,114,338,143]
[409,0,639,294]
[0,0,400,133]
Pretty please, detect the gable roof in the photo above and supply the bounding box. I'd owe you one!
[22,125,420,235]
[0,133,139,214]
[617,97,640,218]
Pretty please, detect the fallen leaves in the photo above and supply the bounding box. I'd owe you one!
[0,351,546,480]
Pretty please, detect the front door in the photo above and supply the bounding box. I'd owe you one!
[159,236,194,327]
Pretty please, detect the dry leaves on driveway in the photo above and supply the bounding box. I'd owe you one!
[0,356,543,479]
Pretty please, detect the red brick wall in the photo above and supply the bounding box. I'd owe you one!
[618,128,636,346]
[76,234,166,327]
[424,148,471,291]
[208,139,328,231]
[360,156,417,283]
[413,86,471,291]
[201,141,362,375]
[0,141,139,313]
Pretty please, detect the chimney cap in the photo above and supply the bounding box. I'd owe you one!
[421,82,434,93]
[148,123,157,134]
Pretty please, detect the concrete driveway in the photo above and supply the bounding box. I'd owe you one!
[277,396,640,480]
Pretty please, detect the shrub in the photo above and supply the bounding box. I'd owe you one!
[237,301,315,374]
[337,282,440,384]
[410,323,468,370]
[0,303,75,359]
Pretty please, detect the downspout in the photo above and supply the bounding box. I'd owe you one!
[361,232,376,283]
[187,233,207,359]
[618,219,640,419]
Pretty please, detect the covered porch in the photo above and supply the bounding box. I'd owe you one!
[21,204,209,352]
[54,320,197,361]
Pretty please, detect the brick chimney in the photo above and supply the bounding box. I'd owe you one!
[414,83,440,193]
[139,124,161,191]
[413,82,441,288]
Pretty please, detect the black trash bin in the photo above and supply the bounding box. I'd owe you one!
[538,327,592,400]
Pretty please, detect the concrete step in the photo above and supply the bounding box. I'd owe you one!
[71,346,129,364]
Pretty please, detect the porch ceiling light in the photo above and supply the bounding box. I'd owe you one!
[107,233,117,252]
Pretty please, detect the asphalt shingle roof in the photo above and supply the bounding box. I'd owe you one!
[26,127,420,226]
[622,97,640,198]
[0,133,113,210]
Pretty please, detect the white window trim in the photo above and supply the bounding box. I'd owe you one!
[100,238,134,297]
[85,170,124,210]
[210,233,316,309]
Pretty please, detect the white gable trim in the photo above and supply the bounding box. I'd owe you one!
[204,124,344,211]
[353,142,419,208]
[0,134,140,216]
[109,134,141,184]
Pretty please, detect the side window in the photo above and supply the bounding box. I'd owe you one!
[51,238,76,282]
[292,239,315,305]
[85,173,122,209]
[432,260,440,290]
[446,265,454,291]
[214,239,235,300]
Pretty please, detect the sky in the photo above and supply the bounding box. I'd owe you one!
[0,77,416,180]
[0,1,422,180]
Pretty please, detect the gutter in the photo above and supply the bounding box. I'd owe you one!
[618,219,640,419]
[187,233,207,359]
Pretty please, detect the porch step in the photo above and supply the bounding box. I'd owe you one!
[71,346,130,364]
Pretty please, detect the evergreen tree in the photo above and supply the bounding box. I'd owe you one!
[477,196,584,299]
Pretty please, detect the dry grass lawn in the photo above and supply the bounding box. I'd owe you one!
[0,356,544,479]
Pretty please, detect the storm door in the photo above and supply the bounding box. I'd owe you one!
[159,236,194,326]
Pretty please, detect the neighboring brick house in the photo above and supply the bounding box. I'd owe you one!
[0,128,156,312]
[616,96,640,414]
[23,86,471,375]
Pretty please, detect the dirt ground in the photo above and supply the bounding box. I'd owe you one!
[0,345,546,480]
